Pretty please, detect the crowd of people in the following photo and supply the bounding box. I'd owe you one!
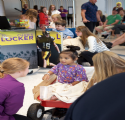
[1,0,125,120]
[81,0,125,49]
[21,4,72,29]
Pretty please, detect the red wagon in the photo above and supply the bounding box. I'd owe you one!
[27,96,72,120]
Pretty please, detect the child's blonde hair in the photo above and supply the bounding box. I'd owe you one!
[0,58,29,78]
[20,14,26,19]
[92,51,125,82]
[51,14,62,21]
[25,9,38,22]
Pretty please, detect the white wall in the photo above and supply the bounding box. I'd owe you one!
[3,0,22,21]
[96,0,106,15]
[75,0,88,27]
[0,0,5,16]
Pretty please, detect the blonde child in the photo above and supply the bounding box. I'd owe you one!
[49,14,62,28]
[24,9,38,29]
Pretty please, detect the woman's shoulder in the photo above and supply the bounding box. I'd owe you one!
[0,75,24,92]
[87,36,96,40]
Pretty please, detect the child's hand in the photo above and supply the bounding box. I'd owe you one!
[42,74,50,80]
[10,22,15,26]
[67,36,71,39]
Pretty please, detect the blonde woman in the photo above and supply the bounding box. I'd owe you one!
[93,51,125,83]
[49,14,62,28]
[0,58,31,120]
[76,26,109,66]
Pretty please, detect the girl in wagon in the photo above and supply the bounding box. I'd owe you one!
[42,46,88,101]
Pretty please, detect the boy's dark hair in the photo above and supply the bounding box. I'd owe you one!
[60,6,63,8]
[55,20,66,27]
[60,46,80,60]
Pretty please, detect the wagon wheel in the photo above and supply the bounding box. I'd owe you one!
[27,103,44,120]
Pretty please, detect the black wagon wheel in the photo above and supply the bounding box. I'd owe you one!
[27,103,44,120]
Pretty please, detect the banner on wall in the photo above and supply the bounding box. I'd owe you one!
[36,30,63,68]
[0,30,38,69]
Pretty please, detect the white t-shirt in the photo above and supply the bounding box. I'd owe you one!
[51,10,61,15]
[29,20,36,29]
[49,22,55,28]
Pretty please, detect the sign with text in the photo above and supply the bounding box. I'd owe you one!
[0,30,37,69]
[0,30,36,46]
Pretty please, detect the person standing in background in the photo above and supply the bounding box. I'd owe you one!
[48,5,61,21]
[22,4,28,14]
[39,7,50,30]
[58,6,68,20]
[81,0,103,32]
[25,9,38,29]
[33,5,39,28]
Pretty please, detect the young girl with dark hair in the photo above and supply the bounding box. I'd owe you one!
[39,6,50,30]
[33,5,39,28]
[42,46,88,101]
[43,46,88,85]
